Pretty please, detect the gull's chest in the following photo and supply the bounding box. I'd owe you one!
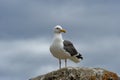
[50,40,68,59]
[51,40,63,51]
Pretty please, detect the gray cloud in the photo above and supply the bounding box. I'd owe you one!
[0,38,57,80]
[0,0,120,80]
[0,0,120,39]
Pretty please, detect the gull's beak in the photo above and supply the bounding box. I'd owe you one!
[60,29,66,33]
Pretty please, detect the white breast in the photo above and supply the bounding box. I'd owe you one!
[50,40,69,59]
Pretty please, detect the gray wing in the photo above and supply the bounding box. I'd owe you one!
[63,40,78,56]
[63,40,83,59]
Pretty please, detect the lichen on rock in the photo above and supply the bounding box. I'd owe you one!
[30,67,118,80]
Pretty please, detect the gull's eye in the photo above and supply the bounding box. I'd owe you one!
[56,27,59,29]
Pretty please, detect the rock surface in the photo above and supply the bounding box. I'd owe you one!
[30,67,118,80]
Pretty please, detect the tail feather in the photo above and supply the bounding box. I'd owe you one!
[69,53,83,63]
[69,56,81,63]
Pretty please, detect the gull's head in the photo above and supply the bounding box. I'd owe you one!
[54,25,66,33]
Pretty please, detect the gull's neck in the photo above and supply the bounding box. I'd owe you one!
[53,33,63,42]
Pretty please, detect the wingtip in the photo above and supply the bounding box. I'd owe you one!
[80,56,83,60]
[76,54,83,60]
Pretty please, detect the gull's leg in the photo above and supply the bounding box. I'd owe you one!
[59,59,61,69]
[65,59,67,68]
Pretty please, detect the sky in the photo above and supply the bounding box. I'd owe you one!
[0,0,120,80]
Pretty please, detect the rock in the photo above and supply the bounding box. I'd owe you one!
[119,77,120,80]
[30,67,118,80]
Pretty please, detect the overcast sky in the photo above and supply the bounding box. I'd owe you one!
[0,0,120,80]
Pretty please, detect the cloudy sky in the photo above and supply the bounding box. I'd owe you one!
[0,0,120,80]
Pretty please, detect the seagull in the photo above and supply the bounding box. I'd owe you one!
[50,25,83,69]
